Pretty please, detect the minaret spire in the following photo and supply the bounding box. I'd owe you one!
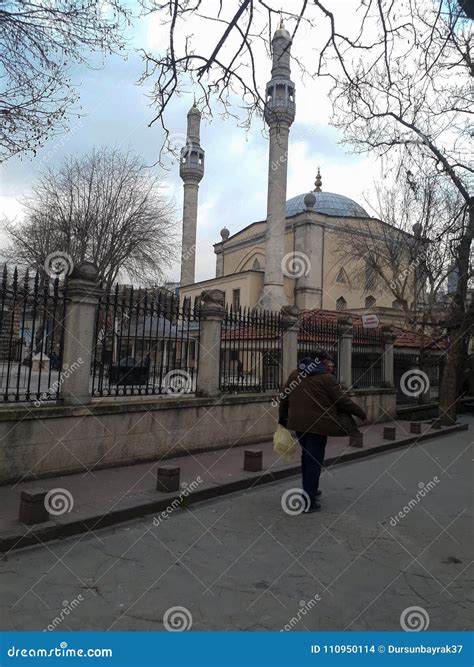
[179,103,205,287]
[260,22,295,310]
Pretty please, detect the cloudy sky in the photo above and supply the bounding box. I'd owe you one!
[0,1,382,284]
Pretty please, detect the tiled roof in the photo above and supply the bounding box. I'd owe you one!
[221,308,445,349]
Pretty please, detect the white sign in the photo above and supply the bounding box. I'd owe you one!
[361,314,380,329]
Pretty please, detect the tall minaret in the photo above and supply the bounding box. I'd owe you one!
[180,103,205,286]
[261,19,295,310]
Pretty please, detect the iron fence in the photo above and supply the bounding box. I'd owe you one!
[352,327,385,388]
[298,315,340,378]
[394,350,444,404]
[0,266,67,403]
[92,286,200,397]
[220,307,283,392]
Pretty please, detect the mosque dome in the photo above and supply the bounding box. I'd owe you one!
[285,191,370,218]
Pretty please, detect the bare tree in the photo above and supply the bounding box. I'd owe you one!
[3,147,177,288]
[0,0,130,162]
[329,0,472,423]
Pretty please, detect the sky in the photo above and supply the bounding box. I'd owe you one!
[0,1,383,284]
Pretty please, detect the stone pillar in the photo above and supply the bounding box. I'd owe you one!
[337,316,353,388]
[281,305,299,381]
[382,329,396,387]
[196,289,226,397]
[61,262,102,405]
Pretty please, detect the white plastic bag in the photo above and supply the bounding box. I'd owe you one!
[273,424,297,461]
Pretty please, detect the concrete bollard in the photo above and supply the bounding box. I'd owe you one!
[156,466,181,493]
[244,449,263,472]
[19,489,50,525]
[349,434,363,448]
[410,422,422,434]
[383,426,396,440]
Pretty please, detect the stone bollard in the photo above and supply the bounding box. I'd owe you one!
[383,426,396,440]
[244,449,263,472]
[349,433,364,448]
[410,422,422,434]
[19,489,50,525]
[156,466,181,493]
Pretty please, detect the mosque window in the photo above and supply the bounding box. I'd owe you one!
[233,289,241,311]
[336,296,347,311]
[365,260,376,290]
[365,295,376,309]
[336,268,347,284]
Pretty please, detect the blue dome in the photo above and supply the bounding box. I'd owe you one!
[285,192,369,218]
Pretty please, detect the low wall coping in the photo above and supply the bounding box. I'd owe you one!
[0,392,278,423]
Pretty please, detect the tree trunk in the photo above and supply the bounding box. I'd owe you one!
[437,198,473,425]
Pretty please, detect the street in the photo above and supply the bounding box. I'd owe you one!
[1,423,472,633]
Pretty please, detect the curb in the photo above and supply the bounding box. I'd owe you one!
[1,422,467,553]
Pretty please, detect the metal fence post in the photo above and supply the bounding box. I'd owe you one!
[281,305,299,382]
[338,316,353,388]
[382,328,396,387]
[196,289,226,397]
[61,262,102,405]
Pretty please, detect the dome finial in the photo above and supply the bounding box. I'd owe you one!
[313,167,322,193]
[279,11,284,30]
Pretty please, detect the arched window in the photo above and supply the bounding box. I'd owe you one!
[336,268,347,284]
[365,295,376,309]
[365,259,376,290]
[336,296,347,311]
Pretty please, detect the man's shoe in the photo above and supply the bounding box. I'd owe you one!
[305,500,322,514]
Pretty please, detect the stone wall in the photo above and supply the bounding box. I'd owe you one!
[0,388,396,485]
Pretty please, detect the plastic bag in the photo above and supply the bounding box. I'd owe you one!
[273,424,297,461]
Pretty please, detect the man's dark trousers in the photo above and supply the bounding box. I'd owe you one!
[295,431,328,502]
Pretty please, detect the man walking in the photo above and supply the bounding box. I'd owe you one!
[279,350,366,513]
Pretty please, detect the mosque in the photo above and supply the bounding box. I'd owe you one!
[177,20,415,324]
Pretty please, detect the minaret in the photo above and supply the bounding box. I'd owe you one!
[179,103,205,286]
[261,19,296,310]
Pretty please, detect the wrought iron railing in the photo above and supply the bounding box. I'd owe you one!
[0,266,67,403]
[298,315,340,375]
[351,327,385,388]
[220,307,283,393]
[91,286,200,397]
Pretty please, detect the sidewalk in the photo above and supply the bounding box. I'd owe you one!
[0,418,467,552]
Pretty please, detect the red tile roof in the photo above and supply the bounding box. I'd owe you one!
[221,308,446,349]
